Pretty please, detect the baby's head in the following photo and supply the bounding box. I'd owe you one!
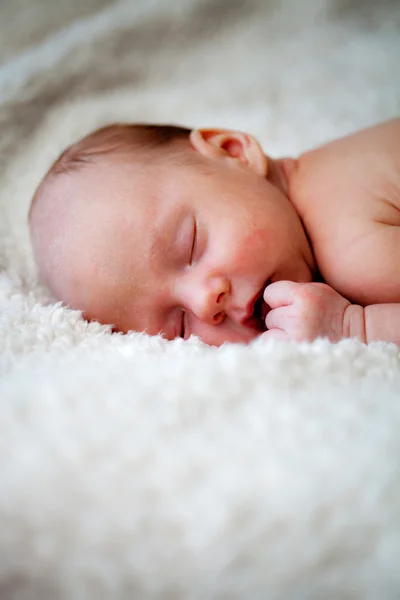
[29,123,315,346]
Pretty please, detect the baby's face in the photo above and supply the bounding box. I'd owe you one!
[56,133,315,346]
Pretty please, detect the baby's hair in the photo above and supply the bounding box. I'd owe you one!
[29,123,191,218]
[51,123,192,176]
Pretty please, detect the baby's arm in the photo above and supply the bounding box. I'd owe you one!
[262,281,400,345]
[346,303,400,344]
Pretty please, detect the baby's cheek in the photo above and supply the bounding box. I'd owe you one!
[233,228,271,269]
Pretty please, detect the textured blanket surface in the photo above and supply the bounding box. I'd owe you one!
[1,1,400,598]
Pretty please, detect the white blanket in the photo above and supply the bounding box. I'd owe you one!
[1,1,400,598]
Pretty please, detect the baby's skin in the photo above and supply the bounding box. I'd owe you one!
[30,118,400,346]
[264,118,400,344]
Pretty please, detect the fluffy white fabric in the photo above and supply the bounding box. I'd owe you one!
[1,0,400,598]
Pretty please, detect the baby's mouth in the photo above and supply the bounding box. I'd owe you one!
[245,281,270,331]
[253,290,269,331]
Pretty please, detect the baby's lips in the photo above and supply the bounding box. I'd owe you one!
[261,300,271,322]
[262,280,272,320]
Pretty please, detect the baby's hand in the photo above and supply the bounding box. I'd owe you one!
[261,281,351,342]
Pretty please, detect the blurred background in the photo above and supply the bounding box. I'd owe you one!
[0,0,399,185]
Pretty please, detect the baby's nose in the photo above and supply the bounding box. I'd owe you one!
[191,276,230,325]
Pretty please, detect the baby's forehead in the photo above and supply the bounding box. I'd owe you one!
[51,152,199,277]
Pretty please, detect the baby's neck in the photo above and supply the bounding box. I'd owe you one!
[267,156,297,197]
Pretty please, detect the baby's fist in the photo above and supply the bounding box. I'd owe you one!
[261,281,352,342]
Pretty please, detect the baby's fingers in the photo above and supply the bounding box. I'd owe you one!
[265,305,293,331]
[260,329,290,342]
[263,280,299,308]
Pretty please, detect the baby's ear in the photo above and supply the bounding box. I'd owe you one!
[189,128,268,176]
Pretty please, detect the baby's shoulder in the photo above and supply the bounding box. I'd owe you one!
[291,141,400,305]
[315,222,400,305]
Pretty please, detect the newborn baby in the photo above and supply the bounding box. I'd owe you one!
[29,118,400,346]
